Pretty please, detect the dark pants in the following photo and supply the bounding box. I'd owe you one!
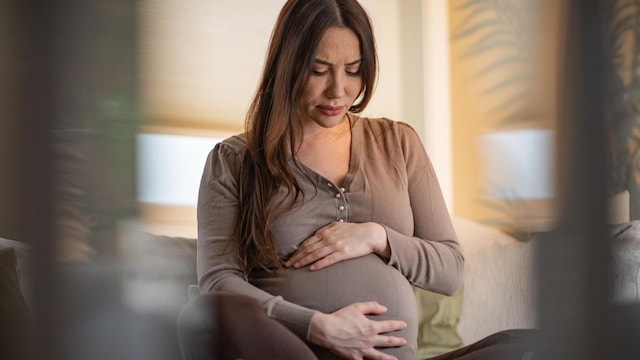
[177,293,534,360]
[177,293,318,360]
[426,329,534,360]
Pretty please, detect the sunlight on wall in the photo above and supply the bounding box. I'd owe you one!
[478,129,555,200]
[448,0,559,231]
[137,133,223,206]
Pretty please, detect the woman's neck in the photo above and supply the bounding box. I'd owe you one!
[299,115,351,148]
[295,115,352,185]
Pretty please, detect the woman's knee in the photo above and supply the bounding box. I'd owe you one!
[177,295,220,360]
[177,293,317,360]
[178,293,259,343]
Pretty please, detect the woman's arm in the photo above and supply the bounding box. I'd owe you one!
[383,123,464,295]
[197,140,317,339]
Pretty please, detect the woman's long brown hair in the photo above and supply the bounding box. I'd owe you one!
[236,0,378,274]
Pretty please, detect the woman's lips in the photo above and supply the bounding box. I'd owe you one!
[317,105,344,117]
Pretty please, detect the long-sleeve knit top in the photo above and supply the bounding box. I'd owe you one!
[196,115,464,359]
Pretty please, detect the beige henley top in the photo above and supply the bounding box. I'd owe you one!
[197,116,464,359]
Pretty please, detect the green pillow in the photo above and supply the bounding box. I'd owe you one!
[0,247,31,359]
[413,285,464,359]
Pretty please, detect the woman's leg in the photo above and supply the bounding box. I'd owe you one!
[177,292,318,360]
[425,329,536,360]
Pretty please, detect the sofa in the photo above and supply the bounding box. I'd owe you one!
[2,216,639,359]
[117,216,541,358]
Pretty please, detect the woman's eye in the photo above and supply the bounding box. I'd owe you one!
[346,67,361,76]
[311,69,328,76]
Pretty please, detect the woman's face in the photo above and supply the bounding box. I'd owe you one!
[298,27,363,129]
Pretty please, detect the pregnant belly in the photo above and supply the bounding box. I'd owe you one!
[250,254,417,359]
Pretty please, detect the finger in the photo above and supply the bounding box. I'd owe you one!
[289,244,335,268]
[309,251,346,271]
[300,233,324,248]
[287,228,338,259]
[285,237,324,266]
[285,223,345,266]
[374,319,408,334]
[299,236,333,255]
[306,222,338,245]
[370,334,407,348]
[352,301,389,315]
[360,347,398,360]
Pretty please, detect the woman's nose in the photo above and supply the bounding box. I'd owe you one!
[326,73,346,98]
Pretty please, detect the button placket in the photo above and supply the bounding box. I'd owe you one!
[326,181,348,222]
[334,186,347,222]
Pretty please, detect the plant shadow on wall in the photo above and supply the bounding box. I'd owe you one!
[452,0,640,239]
[605,0,640,220]
[451,0,547,241]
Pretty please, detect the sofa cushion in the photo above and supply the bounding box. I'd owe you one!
[0,246,31,358]
[118,230,198,319]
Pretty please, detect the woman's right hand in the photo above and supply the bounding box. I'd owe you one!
[308,302,408,360]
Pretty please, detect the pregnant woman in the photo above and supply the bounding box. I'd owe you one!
[178,1,530,359]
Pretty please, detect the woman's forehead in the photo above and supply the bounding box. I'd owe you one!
[314,27,362,64]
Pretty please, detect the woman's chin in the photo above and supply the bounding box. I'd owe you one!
[311,113,349,129]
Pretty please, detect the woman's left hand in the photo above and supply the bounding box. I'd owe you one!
[285,222,390,270]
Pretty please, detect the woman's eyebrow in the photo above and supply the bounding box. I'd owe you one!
[314,58,363,66]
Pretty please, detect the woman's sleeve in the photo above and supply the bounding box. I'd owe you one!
[383,124,464,296]
[196,142,318,339]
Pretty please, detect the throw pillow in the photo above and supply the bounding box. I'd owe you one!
[0,247,32,359]
[413,285,464,359]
